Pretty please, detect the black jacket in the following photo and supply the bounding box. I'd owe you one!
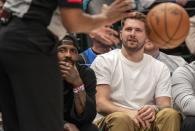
[63,64,97,126]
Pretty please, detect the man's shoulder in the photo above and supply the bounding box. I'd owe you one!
[77,64,96,82]
[78,64,94,74]
[98,49,120,58]
[174,61,195,77]
[159,52,186,66]
[167,54,186,64]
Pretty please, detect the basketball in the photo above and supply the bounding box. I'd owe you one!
[146,2,190,49]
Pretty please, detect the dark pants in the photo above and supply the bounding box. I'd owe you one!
[0,17,64,131]
[80,124,99,131]
[181,116,195,131]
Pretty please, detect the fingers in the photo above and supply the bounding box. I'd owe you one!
[138,105,155,115]
[148,114,155,122]
[91,26,119,46]
[138,105,156,123]
[59,61,73,67]
[145,120,151,129]
[142,111,154,121]
[105,27,118,36]
[138,105,149,114]
[139,107,153,118]
[113,0,133,11]
[133,117,140,128]
[117,2,132,12]
[59,64,71,71]
[59,61,73,78]
[102,34,119,45]
[136,115,146,129]
[137,115,152,129]
[98,35,114,45]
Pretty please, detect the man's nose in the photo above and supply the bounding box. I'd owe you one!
[65,50,72,56]
[130,29,136,36]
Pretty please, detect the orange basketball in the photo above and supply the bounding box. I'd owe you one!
[146,2,190,49]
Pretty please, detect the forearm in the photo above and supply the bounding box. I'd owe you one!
[97,99,133,115]
[71,91,97,124]
[74,90,86,115]
[155,96,172,111]
[60,8,108,33]
[72,78,86,116]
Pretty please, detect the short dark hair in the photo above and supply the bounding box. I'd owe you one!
[58,34,79,50]
[121,12,150,35]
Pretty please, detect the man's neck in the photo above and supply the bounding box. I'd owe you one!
[92,41,111,54]
[121,47,144,62]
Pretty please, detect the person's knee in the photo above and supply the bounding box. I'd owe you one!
[155,108,181,131]
[158,108,181,120]
[107,112,132,123]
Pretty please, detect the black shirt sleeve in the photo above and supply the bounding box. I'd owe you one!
[69,65,97,125]
[58,0,83,8]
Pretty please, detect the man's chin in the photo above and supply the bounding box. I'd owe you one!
[125,45,144,52]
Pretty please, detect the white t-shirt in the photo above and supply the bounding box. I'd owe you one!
[91,49,171,110]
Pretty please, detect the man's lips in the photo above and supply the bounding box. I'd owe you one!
[127,39,138,42]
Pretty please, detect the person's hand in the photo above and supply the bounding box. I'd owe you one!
[136,105,156,128]
[136,115,151,129]
[125,110,140,127]
[101,0,136,25]
[90,26,120,46]
[59,61,82,87]
[176,0,188,6]
[64,122,79,131]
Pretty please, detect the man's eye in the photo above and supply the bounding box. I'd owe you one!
[126,28,132,31]
[58,49,65,52]
[71,49,77,53]
[135,29,142,32]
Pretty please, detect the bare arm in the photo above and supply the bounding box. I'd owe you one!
[155,96,171,108]
[96,84,140,126]
[96,84,135,115]
[60,0,133,33]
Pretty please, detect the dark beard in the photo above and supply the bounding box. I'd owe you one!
[122,41,145,52]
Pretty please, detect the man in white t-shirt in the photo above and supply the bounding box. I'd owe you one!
[91,12,181,131]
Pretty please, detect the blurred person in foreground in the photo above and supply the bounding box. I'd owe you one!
[0,0,134,130]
